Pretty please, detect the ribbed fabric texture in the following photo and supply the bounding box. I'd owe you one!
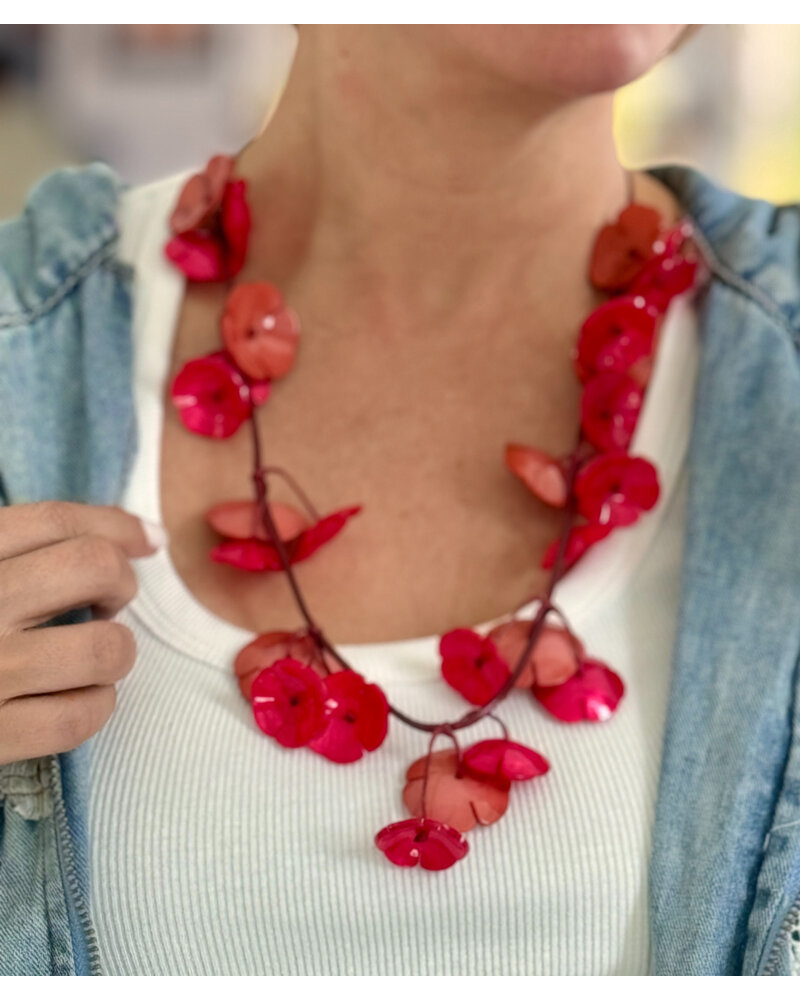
[87,176,699,975]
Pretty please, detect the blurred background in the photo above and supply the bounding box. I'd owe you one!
[1,25,799,218]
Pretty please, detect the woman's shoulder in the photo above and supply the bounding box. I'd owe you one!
[652,162,800,334]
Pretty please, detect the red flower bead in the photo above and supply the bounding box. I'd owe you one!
[251,657,327,747]
[589,203,662,292]
[505,444,567,508]
[574,296,657,384]
[308,671,389,763]
[374,817,469,871]
[165,170,251,282]
[403,749,509,832]
[541,522,613,570]
[171,351,253,438]
[234,630,337,700]
[439,628,510,707]
[532,658,625,723]
[629,251,698,312]
[462,739,550,784]
[210,506,362,571]
[487,620,582,687]
[580,371,643,452]
[221,282,301,381]
[575,453,660,527]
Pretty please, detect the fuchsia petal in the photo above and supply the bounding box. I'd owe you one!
[629,252,698,312]
[575,453,660,527]
[532,659,625,723]
[219,180,251,279]
[165,231,227,282]
[210,538,284,571]
[439,628,510,707]
[463,739,550,784]
[289,506,362,563]
[308,671,389,763]
[403,749,509,833]
[171,351,252,438]
[580,371,643,452]
[251,657,327,746]
[505,444,568,507]
[574,296,658,383]
[541,522,613,570]
[374,818,469,871]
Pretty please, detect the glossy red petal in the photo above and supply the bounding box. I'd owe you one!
[251,657,327,746]
[234,630,335,700]
[165,231,227,282]
[580,371,643,453]
[541,522,613,571]
[210,538,283,572]
[170,351,251,438]
[289,506,362,563]
[574,296,657,383]
[308,671,389,763]
[374,818,469,871]
[439,628,510,707]
[403,748,509,833]
[221,281,301,381]
[463,739,550,783]
[505,444,568,507]
[205,499,310,543]
[575,453,660,527]
[629,252,698,312]
[532,658,625,723]
[219,179,251,279]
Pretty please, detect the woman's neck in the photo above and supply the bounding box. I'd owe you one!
[235,26,675,337]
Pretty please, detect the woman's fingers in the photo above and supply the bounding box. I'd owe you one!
[0,620,137,703]
[0,684,118,766]
[0,533,139,631]
[0,500,161,562]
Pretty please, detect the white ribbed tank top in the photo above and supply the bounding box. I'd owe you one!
[88,174,699,975]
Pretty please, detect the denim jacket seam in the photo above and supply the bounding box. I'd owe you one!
[0,227,119,331]
[690,215,800,347]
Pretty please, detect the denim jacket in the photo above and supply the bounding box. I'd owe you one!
[0,162,799,976]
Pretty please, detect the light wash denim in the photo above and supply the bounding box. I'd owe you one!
[1,163,800,976]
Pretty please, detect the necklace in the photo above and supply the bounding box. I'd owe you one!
[165,154,704,871]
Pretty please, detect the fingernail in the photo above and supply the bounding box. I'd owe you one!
[141,518,169,551]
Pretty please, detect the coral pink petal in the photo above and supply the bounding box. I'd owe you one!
[533,659,625,723]
[463,739,550,783]
[487,620,581,688]
[205,499,310,543]
[234,631,308,699]
[403,749,509,833]
[505,444,567,507]
[221,282,301,381]
[374,818,469,871]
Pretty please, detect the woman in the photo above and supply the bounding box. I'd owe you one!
[1,25,799,976]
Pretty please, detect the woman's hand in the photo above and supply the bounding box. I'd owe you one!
[0,502,163,766]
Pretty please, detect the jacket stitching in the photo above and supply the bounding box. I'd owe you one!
[0,229,117,330]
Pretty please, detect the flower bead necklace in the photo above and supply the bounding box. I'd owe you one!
[165,154,705,871]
